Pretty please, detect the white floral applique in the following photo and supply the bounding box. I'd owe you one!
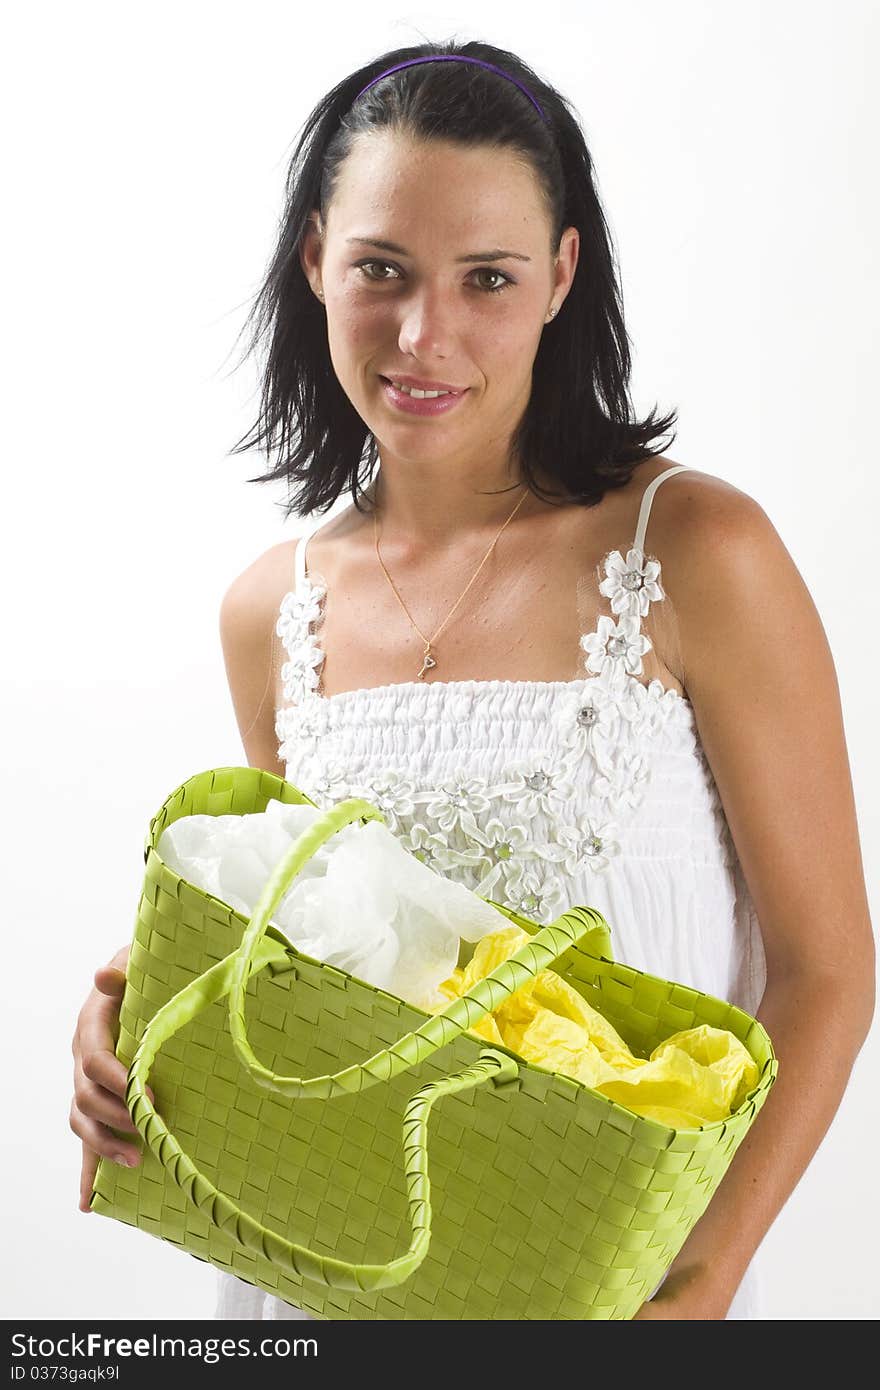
[274,573,332,764]
[280,645,325,706]
[593,748,650,813]
[397,822,482,877]
[415,776,493,837]
[494,757,578,818]
[551,818,621,874]
[351,769,575,916]
[599,546,664,619]
[554,681,623,767]
[347,768,419,835]
[462,815,536,898]
[502,868,569,922]
[579,545,668,691]
[580,614,652,684]
[308,756,619,923]
[275,695,327,764]
[277,574,329,707]
[622,676,683,740]
[306,759,355,808]
[276,576,327,649]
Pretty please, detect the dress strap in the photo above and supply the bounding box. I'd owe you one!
[293,512,335,593]
[633,464,691,554]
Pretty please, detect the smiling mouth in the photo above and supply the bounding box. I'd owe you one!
[379,375,469,398]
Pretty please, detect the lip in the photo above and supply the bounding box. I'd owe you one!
[380,374,470,417]
[380,373,468,393]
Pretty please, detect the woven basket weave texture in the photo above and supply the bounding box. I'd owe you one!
[90,767,777,1320]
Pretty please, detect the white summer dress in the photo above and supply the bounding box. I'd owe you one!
[215,463,769,1321]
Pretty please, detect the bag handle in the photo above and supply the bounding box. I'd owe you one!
[123,799,613,1291]
[224,797,612,1098]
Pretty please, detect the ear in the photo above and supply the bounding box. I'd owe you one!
[299,209,325,300]
[551,225,579,314]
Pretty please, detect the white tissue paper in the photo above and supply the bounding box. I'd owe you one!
[156,798,507,1010]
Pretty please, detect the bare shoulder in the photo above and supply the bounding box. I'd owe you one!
[634,458,765,533]
[642,461,825,696]
[600,456,788,614]
[220,507,359,630]
[218,536,306,773]
[219,531,308,625]
[644,462,797,600]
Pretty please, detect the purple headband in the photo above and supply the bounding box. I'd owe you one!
[354,55,549,124]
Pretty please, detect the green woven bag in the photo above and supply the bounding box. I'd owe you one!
[90,766,778,1320]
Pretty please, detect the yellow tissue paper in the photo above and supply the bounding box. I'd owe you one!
[427,925,759,1128]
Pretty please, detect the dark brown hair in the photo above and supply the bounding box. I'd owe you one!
[227,37,678,517]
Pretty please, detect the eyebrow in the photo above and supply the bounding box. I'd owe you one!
[345,236,532,264]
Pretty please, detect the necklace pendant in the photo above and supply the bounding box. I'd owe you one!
[417,647,437,680]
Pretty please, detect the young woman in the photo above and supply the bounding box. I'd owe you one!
[70,39,874,1321]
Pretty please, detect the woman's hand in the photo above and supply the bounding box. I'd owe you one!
[632,1266,734,1320]
[70,944,153,1212]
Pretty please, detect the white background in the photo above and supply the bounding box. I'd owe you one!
[3,0,877,1320]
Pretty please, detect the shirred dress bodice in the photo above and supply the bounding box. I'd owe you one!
[215,463,768,1322]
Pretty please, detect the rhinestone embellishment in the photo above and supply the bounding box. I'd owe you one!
[577,704,598,727]
[621,569,644,592]
[525,771,551,792]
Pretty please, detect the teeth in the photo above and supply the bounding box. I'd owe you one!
[390,380,451,399]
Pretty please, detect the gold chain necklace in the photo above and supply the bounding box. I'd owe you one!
[372,484,530,680]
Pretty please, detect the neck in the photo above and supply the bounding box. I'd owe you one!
[366,457,554,550]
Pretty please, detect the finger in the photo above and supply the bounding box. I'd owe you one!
[79,1145,99,1213]
[93,966,127,998]
[74,1052,139,1132]
[78,1136,142,1214]
[70,1098,142,1171]
[80,1045,130,1099]
[76,983,129,1096]
[78,1046,155,1108]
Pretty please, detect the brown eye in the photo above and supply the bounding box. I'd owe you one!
[356,260,399,282]
[473,268,513,294]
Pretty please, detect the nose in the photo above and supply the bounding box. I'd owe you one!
[396,284,457,361]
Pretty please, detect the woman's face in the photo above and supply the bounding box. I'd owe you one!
[300,130,578,471]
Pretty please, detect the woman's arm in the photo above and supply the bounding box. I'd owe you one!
[72,547,289,1212]
[219,542,291,774]
[635,474,875,1319]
